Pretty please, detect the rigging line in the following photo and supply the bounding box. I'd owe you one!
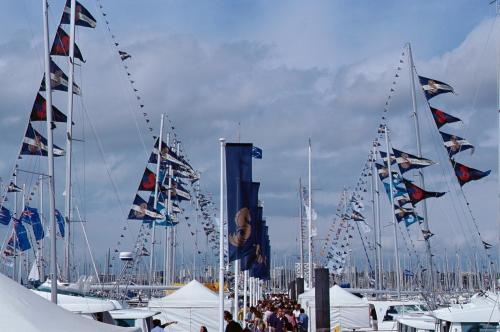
[89,1,149,154]
[419,96,490,261]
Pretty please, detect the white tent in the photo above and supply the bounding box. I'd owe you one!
[298,285,370,331]
[148,280,232,332]
[0,272,139,332]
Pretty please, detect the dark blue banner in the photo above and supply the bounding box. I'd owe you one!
[225,143,253,261]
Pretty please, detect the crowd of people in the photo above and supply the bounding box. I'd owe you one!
[227,293,309,332]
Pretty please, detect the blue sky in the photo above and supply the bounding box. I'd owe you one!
[0,1,498,276]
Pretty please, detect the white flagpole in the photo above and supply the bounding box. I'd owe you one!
[149,114,164,290]
[307,139,313,288]
[64,0,76,283]
[384,126,401,298]
[219,138,226,332]
[243,270,248,327]
[234,260,239,320]
[39,174,44,281]
[165,132,172,285]
[299,178,304,279]
[42,0,58,304]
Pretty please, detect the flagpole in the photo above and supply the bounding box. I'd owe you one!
[39,174,44,281]
[42,0,58,304]
[234,260,239,320]
[219,137,226,332]
[149,114,164,291]
[496,0,500,285]
[371,142,382,294]
[243,270,248,328]
[63,0,76,283]
[299,178,304,279]
[164,132,172,286]
[383,126,401,298]
[307,138,313,288]
[13,167,18,281]
[407,43,435,304]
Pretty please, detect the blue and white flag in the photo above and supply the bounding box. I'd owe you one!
[251,146,262,159]
[0,206,12,225]
[440,131,474,157]
[418,76,454,100]
[21,123,65,157]
[61,0,97,28]
[20,206,44,241]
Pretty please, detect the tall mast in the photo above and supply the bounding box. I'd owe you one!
[307,139,313,288]
[407,43,436,302]
[149,114,164,289]
[63,0,77,283]
[371,142,382,293]
[163,132,171,285]
[299,178,304,278]
[39,175,44,281]
[218,138,226,332]
[42,0,58,304]
[384,126,401,298]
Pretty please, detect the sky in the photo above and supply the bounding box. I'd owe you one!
[0,1,498,277]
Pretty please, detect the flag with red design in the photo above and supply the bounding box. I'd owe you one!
[451,160,490,186]
[51,27,84,61]
[402,179,445,205]
[138,167,157,191]
[30,94,67,123]
[429,106,461,129]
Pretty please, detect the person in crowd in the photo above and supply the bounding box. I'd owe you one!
[151,319,177,332]
[297,309,308,332]
[224,310,243,332]
[200,326,208,332]
[292,304,301,320]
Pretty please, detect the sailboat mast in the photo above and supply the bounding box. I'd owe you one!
[39,174,44,281]
[42,0,58,304]
[307,139,313,288]
[149,114,164,289]
[163,132,171,285]
[63,0,77,283]
[371,142,382,293]
[64,0,77,283]
[407,43,436,303]
[384,126,401,298]
[496,0,500,281]
[299,177,304,278]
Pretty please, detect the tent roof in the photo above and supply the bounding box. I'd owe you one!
[148,279,230,308]
[330,285,368,306]
[0,273,139,332]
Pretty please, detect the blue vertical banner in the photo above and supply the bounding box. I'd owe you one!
[225,143,253,261]
[240,183,261,270]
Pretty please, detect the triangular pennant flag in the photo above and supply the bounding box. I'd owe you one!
[51,26,84,61]
[55,209,65,237]
[119,50,131,61]
[440,131,474,157]
[30,94,67,123]
[128,194,163,220]
[392,148,435,173]
[429,106,461,129]
[451,159,490,186]
[20,123,65,157]
[138,167,157,192]
[61,0,97,28]
[375,162,398,181]
[379,151,396,165]
[422,229,434,240]
[418,76,454,100]
[39,59,81,95]
[7,182,22,193]
[402,179,445,205]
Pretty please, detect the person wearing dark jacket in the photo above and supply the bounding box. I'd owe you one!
[224,311,243,332]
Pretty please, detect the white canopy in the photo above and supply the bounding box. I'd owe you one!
[434,302,500,323]
[298,285,370,331]
[148,279,232,332]
[0,272,139,332]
